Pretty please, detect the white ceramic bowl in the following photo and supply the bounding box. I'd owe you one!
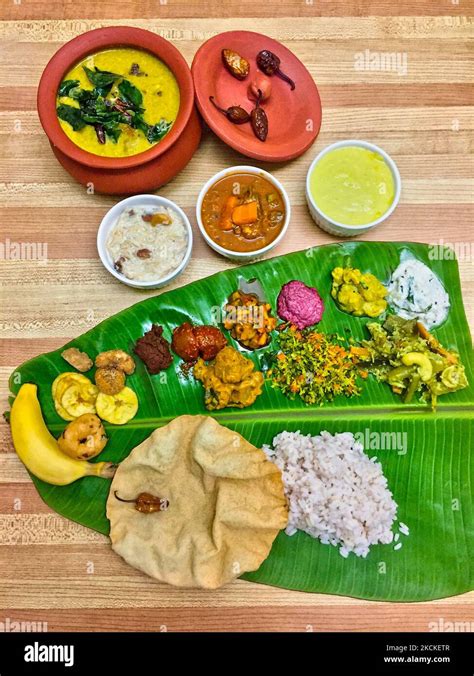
[196,165,291,261]
[97,194,193,289]
[305,140,401,237]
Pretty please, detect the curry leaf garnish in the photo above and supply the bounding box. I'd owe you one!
[117,79,143,110]
[146,119,173,143]
[58,79,80,97]
[132,115,172,143]
[93,82,115,99]
[83,66,121,88]
[130,113,148,136]
[69,87,94,104]
[56,104,86,131]
[56,70,172,146]
[103,122,122,143]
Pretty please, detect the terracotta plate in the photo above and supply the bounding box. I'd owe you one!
[192,31,322,162]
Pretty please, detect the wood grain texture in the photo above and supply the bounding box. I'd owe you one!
[0,3,473,632]
[2,1,472,20]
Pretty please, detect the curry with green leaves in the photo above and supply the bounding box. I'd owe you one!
[56,48,180,157]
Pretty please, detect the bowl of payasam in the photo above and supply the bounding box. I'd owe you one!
[37,27,201,194]
[306,140,401,237]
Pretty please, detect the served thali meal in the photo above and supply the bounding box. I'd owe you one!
[8,242,472,596]
[57,47,179,157]
[106,204,189,283]
[9,27,472,601]
[200,171,286,253]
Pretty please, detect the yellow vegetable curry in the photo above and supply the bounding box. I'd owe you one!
[57,48,180,157]
[193,346,264,410]
[331,267,388,318]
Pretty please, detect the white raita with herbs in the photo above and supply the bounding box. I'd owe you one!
[387,257,450,328]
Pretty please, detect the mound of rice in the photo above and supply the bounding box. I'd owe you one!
[263,431,398,558]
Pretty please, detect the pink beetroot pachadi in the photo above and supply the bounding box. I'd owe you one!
[277,280,324,329]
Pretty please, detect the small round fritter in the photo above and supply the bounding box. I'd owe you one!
[58,413,108,460]
[95,366,125,395]
[95,349,135,375]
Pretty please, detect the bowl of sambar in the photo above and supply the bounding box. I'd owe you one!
[196,165,291,261]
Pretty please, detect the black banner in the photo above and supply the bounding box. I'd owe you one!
[0,631,471,675]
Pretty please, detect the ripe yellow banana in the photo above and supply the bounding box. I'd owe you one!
[10,383,116,486]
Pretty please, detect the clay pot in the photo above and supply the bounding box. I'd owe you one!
[37,26,201,194]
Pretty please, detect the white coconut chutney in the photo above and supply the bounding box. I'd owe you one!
[387,258,450,328]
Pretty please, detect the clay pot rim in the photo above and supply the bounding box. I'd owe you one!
[37,26,194,170]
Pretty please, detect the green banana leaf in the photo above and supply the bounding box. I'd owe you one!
[8,242,474,601]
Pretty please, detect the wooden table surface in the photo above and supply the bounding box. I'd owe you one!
[1,1,473,632]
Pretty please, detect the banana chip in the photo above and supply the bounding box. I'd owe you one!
[96,387,138,425]
[61,382,98,418]
[52,372,90,400]
[52,372,98,421]
[53,399,74,422]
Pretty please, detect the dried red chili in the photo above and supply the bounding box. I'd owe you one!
[94,123,106,144]
[256,50,295,90]
[209,96,250,124]
[114,491,169,514]
[221,49,250,80]
[250,90,268,142]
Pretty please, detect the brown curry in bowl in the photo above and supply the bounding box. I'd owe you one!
[200,172,286,253]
